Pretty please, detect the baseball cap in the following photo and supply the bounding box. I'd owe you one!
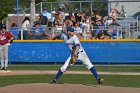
[51,11,56,14]
[43,7,47,10]
[34,21,40,25]
[39,13,43,16]
[1,24,6,29]
[66,26,74,32]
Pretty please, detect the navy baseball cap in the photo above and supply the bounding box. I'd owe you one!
[43,7,47,10]
[39,13,43,16]
[1,24,6,29]
[66,26,74,32]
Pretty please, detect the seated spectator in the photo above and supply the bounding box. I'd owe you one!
[56,8,65,20]
[96,30,111,39]
[109,4,119,20]
[77,11,86,22]
[38,13,48,28]
[48,11,56,27]
[43,27,52,39]
[9,23,19,40]
[93,19,106,38]
[65,13,75,23]
[82,18,92,39]
[74,22,83,39]
[108,17,121,39]
[54,13,63,34]
[91,10,100,23]
[42,7,51,20]
[31,21,44,39]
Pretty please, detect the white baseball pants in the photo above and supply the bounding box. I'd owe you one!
[0,45,9,69]
[60,51,93,72]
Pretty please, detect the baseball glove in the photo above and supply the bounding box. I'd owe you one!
[70,54,78,65]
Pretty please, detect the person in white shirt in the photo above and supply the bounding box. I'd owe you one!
[21,17,30,40]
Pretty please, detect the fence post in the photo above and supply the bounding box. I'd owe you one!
[30,0,36,26]
[40,2,42,12]
[90,1,92,16]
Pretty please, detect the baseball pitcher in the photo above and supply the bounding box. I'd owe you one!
[50,26,104,85]
[0,24,13,71]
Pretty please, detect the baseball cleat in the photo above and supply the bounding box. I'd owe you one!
[97,78,104,85]
[50,79,57,84]
[1,67,5,70]
[4,67,7,71]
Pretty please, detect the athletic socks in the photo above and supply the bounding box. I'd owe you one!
[54,67,99,81]
[54,69,63,80]
[90,66,99,80]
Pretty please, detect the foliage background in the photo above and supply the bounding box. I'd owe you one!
[0,0,59,21]
[0,0,107,22]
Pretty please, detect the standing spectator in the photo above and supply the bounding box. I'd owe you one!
[0,24,13,71]
[21,17,31,40]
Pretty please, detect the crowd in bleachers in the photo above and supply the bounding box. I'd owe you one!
[8,6,128,40]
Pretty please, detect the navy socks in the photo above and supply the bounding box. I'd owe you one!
[90,66,99,80]
[54,69,63,80]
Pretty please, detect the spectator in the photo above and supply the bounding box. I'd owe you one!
[77,11,86,22]
[31,21,44,39]
[38,13,48,27]
[42,7,51,20]
[93,20,106,39]
[108,17,121,39]
[21,17,31,40]
[54,13,63,34]
[74,22,83,39]
[48,11,56,27]
[56,8,65,20]
[96,30,111,39]
[90,10,100,23]
[9,23,19,40]
[65,13,75,23]
[109,7,119,19]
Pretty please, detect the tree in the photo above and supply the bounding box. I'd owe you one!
[0,0,42,22]
[0,0,14,21]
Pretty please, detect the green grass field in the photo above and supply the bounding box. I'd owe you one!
[0,65,140,88]
[8,65,140,72]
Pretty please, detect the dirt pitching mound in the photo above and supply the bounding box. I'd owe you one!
[0,83,140,93]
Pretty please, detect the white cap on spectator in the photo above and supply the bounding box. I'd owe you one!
[51,11,56,14]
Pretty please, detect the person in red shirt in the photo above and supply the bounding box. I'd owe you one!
[0,24,13,71]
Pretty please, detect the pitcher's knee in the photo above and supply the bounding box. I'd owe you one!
[60,67,67,72]
[86,64,93,70]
